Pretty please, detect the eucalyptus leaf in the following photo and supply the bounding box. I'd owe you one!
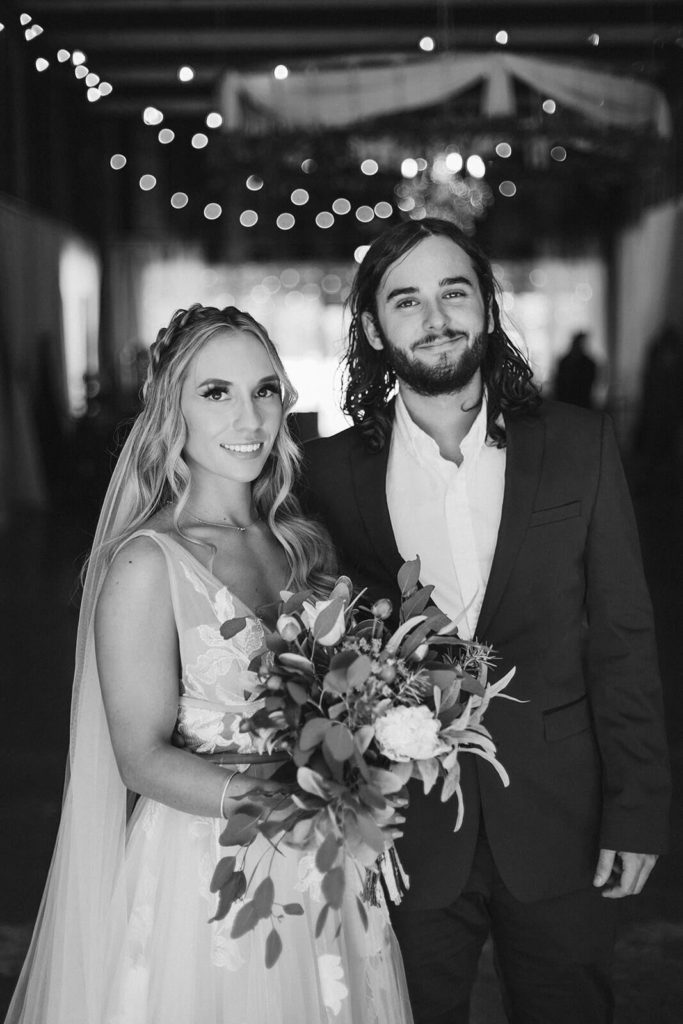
[208,869,246,922]
[209,855,236,894]
[346,654,373,689]
[219,810,261,847]
[231,900,259,938]
[219,616,247,640]
[298,717,332,751]
[315,903,329,938]
[315,831,341,873]
[283,588,314,614]
[283,903,305,915]
[324,723,355,762]
[265,927,283,969]
[252,876,275,919]
[297,766,331,799]
[322,866,346,909]
[286,681,309,705]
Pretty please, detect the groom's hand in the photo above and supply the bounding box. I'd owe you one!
[593,849,658,898]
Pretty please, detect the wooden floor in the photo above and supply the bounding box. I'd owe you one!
[0,457,681,1023]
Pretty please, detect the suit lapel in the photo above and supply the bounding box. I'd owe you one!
[350,435,404,585]
[475,413,546,639]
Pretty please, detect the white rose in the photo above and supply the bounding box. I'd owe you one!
[374,705,449,762]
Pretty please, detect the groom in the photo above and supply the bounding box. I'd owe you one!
[303,217,670,1023]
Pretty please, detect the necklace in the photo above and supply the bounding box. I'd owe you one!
[184,510,259,533]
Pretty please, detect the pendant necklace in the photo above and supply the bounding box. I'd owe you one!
[184,510,259,534]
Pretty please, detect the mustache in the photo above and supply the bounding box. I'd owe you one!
[412,329,468,350]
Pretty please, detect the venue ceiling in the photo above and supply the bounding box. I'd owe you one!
[3,0,681,258]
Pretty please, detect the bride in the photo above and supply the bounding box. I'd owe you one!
[5,305,413,1024]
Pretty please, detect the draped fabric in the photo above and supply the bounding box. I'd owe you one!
[219,51,672,138]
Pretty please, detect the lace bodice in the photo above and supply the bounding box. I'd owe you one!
[131,530,268,756]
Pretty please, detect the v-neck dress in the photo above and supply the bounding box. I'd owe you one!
[103,530,413,1024]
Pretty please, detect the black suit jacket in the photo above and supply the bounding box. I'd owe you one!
[303,400,670,908]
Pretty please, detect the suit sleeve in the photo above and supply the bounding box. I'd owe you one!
[585,414,670,853]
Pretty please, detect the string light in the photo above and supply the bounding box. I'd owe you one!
[401,158,419,178]
[191,133,208,149]
[139,174,157,191]
[588,33,600,46]
[239,210,258,227]
[355,205,374,223]
[246,174,264,191]
[178,65,194,82]
[291,188,309,205]
[203,203,222,220]
[550,146,567,161]
[301,158,317,174]
[276,213,295,230]
[158,128,175,143]
[332,198,351,215]
[419,36,435,52]
[35,58,49,72]
[495,142,512,158]
[143,106,164,126]
[57,49,70,62]
[466,155,486,178]
[20,14,32,26]
[375,202,393,219]
[495,30,508,45]
[71,50,86,66]
[98,81,113,96]
[397,196,416,211]
[315,211,334,229]
[445,152,463,172]
[361,159,379,176]
[542,99,556,114]
[321,274,342,294]
[416,158,428,171]
[499,181,517,197]
[206,112,223,129]
[87,87,100,102]
[274,64,289,80]
[74,66,88,80]
[354,245,370,263]
[110,154,127,170]
[85,72,100,87]
[25,24,43,40]
[281,268,300,287]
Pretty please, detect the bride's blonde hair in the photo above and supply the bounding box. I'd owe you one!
[95,304,335,591]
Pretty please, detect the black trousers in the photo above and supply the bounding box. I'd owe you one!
[390,829,618,1024]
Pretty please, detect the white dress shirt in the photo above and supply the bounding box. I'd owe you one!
[386,393,506,639]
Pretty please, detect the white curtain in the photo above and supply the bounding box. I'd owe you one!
[220,52,671,138]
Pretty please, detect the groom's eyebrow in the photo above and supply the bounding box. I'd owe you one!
[384,276,473,302]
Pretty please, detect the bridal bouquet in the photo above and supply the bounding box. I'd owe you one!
[210,557,516,966]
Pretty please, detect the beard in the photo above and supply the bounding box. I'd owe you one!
[379,325,488,396]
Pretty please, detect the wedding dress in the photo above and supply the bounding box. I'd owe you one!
[6,527,413,1024]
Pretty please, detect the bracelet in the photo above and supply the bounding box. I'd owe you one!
[219,769,239,819]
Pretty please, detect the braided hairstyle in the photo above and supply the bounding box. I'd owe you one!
[97,304,336,592]
[342,218,541,451]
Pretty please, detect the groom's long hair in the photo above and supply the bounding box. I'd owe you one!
[342,217,541,451]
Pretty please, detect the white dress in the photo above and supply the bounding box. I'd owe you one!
[103,530,414,1024]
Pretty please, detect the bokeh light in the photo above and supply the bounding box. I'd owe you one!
[139,175,157,191]
[170,192,189,209]
[203,203,223,220]
[239,209,259,227]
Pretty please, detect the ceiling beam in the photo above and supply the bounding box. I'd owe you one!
[46,25,682,53]
[20,0,683,9]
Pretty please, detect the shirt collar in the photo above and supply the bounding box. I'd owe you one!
[394,390,490,467]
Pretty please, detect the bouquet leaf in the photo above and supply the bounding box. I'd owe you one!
[323,723,355,762]
[208,868,247,922]
[265,927,283,968]
[322,866,346,909]
[252,876,275,919]
[231,900,259,938]
[220,617,247,640]
[283,903,304,915]
[397,557,421,596]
